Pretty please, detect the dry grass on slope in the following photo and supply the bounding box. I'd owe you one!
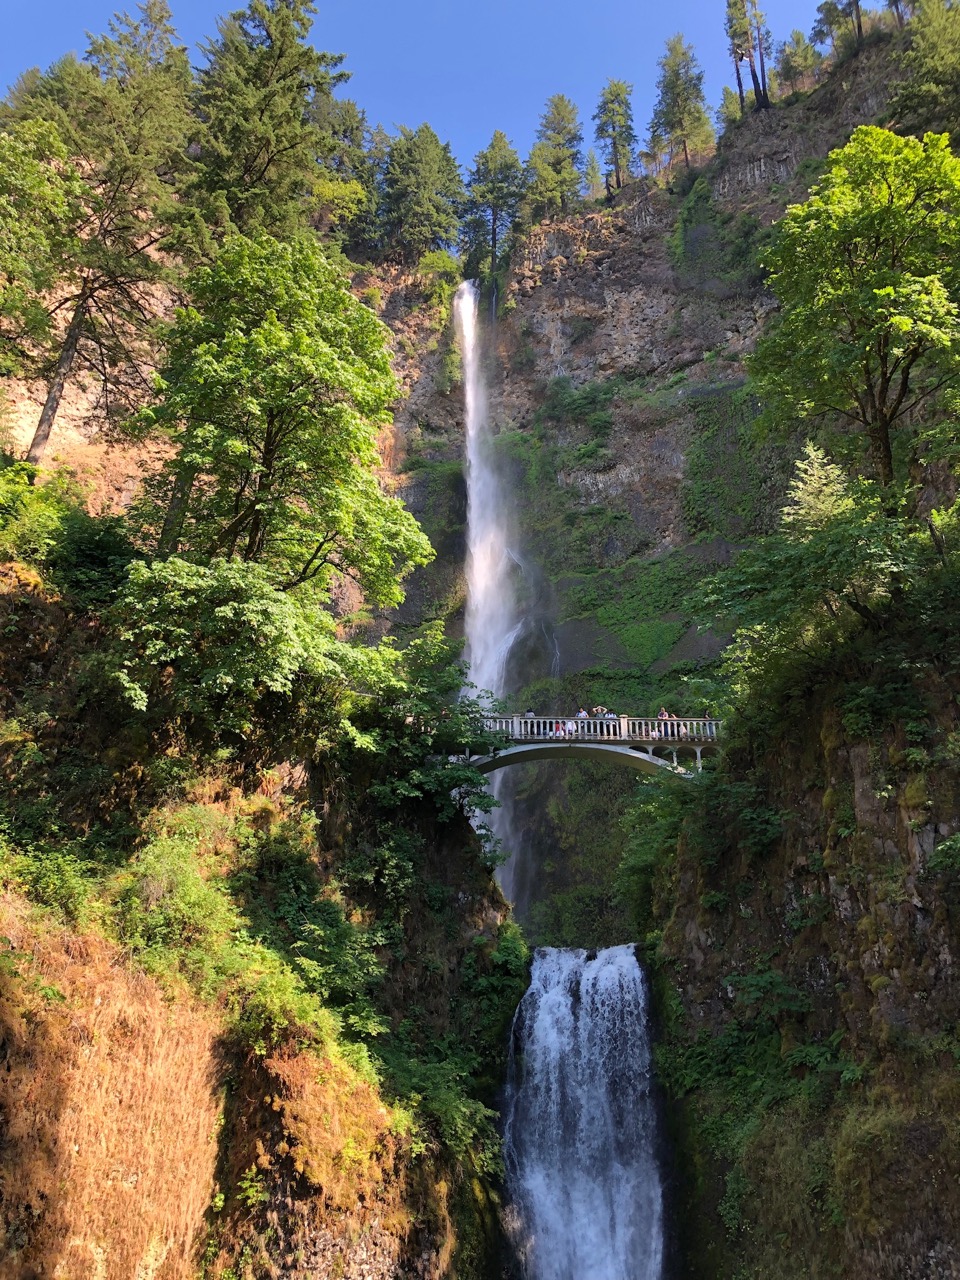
[0,893,223,1280]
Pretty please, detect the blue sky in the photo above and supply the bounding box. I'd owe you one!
[3,0,821,168]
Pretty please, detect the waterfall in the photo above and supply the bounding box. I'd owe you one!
[503,947,664,1280]
[454,279,519,701]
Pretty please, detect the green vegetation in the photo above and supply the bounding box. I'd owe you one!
[649,35,714,169]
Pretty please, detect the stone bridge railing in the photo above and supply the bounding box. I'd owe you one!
[482,714,721,745]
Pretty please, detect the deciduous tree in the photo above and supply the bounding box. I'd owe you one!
[141,234,432,603]
[751,126,960,490]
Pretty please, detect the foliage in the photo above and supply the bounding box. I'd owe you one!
[0,121,82,373]
[464,130,526,278]
[649,35,714,169]
[525,95,583,219]
[381,124,464,265]
[190,0,350,243]
[891,0,960,143]
[776,29,823,91]
[9,1,194,460]
[751,126,960,489]
[139,234,432,602]
[593,80,637,189]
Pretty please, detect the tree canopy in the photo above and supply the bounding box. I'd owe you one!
[649,35,715,168]
[142,234,432,603]
[465,130,525,276]
[751,126,960,489]
[593,80,637,190]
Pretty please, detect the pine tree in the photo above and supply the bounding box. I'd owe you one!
[465,131,525,277]
[192,0,348,241]
[584,148,603,197]
[526,95,583,218]
[649,35,714,170]
[592,80,637,189]
[717,85,744,131]
[380,124,463,264]
[776,30,822,92]
[726,0,769,109]
[9,1,194,463]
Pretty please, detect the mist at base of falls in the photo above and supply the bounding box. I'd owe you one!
[503,947,664,1280]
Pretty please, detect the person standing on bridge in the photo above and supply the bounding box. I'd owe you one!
[576,707,588,718]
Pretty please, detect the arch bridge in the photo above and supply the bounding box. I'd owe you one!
[466,714,721,777]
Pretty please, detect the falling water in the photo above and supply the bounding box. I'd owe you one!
[454,279,520,700]
[503,947,664,1280]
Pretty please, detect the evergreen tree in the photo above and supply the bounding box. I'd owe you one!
[584,148,603,196]
[592,79,637,189]
[465,130,525,276]
[525,95,583,218]
[890,0,960,144]
[649,35,714,170]
[726,0,769,109]
[381,125,463,264]
[8,1,194,463]
[0,121,83,374]
[192,0,348,242]
[717,85,745,131]
[776,30,822,92]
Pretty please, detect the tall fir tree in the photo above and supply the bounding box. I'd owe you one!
[584,148,603,197]
[465,131,525,278]
[649,35,714,169]
[380,124,463,264]
[8,0,194,462]
[191,0,348,242]
[592,80,637,189]
[726,0,769,109]
[525,94,583,218]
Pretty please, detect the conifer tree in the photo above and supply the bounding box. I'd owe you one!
[592,80,637,189]
[465,130,525,276]
[381,125,463,264]
[726,0,769,109]
[8,1,194,463]
[192,0,348,242]
[525,95,583,218]
[776,30,821,92]
[649,36,714,169]
[584,148,603,197]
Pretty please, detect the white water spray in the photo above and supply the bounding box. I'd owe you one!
[454,279,520,702]
[503,947,664,1280]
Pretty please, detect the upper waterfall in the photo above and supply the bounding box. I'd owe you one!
[454,279,520,703]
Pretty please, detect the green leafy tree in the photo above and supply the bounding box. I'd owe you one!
[751,126,960,490]
[525,95,583,218]
[717,85,745,131]
[592,80,637,189]
[465,130,525,276]
[380,124,463,265]
[649,35,714,170]
[141,234,432,603]
[890,0,960,143]
[775,30,822,92]
[0,121,82,374]
[8,1,193,462]
[191,0,348,242]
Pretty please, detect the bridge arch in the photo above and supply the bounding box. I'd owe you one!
[464,714,722,778]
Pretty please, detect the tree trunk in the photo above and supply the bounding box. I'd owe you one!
[754,19,770,106]
[157,467,197,555]
[26,295,88,464]
[744,46,765,108]
[682,137,690,168]
[733,51,746,110]
[852,0,864,41]
[871,419,895,489]
[890,0,904,30]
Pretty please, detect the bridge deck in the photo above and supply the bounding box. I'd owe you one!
[482,714,720,746]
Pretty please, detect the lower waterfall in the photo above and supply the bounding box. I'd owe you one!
[502,946,664,1280]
